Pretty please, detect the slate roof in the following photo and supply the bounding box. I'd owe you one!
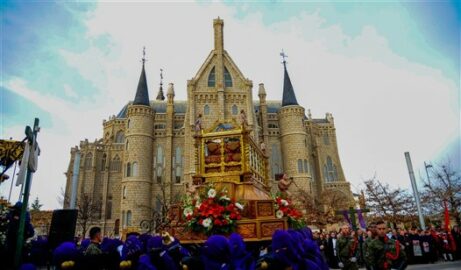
[133,64,150,106]
[281,63,299,107]
[117,100,284,119]
[116,101,187,118]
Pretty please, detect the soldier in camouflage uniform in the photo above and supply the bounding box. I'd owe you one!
[83,227,104,269]
[337,224,359,270]
[363,222,377,270]
[368,220,407,270]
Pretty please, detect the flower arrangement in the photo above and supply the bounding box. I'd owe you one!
[183,184,244,235]
[274,196,305,229]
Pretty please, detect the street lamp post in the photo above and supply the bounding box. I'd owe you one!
[404,152,426,230]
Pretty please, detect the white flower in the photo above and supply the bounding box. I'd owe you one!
[202,218,212,228]
[235,202,244,210]
[276,210,284,219]
[281,199,289,206]
[183,207,193,217]
[220,195,230,201]
[207,188,217,198]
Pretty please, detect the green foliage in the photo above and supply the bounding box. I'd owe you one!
[30,197,42,211]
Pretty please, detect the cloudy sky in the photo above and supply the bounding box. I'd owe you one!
[1,1,460,209]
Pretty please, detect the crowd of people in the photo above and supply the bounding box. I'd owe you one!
[3,202,461,270]
[314,222,461,269]
[8,220,460,270]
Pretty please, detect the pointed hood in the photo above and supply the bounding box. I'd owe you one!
[282,62,299,107]
[133,63,150,106]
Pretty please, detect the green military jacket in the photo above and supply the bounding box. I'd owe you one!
[363,236,375,267]
[368,236,407,270]
[84,242,102,256]
[337,236,359,270]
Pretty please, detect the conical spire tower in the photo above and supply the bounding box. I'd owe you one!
[133,47,150,106]
[280,51,299,107]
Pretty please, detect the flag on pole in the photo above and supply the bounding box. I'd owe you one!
[444,200,450,231]
[342,210,352,227]
[357,209,367,229]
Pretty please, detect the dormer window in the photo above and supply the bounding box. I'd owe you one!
[224,67,232,87]
[208,67,216,87]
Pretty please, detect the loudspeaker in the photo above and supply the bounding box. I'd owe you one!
[48,209,78,249]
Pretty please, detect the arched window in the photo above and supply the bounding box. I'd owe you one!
[126,139,129,150]
[325,156,336,182]
[122,186,127,199]
[126,211,132,226]
[224,67,232,87]
[115,131,125,143]
[155,146,164,183]
[106,199,112,219]
[271,144,283,179]
[174,147,182,183]
[101,154,107,171]
[126,162,131,177]
[204,104,210,115]
[297,159,303,173]
[132,162,138,177]
[303,159,308,173]
[121,210,125,227]
[127,119,131,129]
[208,67,216,87]
[111,155,121,172]
[84,153,93,170]
[232,105,238,115]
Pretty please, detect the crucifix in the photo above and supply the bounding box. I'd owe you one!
[141,46,147,64]
[15,118,40,268]
[335,206,370,231]
[280,49,288,65]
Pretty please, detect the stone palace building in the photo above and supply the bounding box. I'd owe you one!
[64,18,353,236]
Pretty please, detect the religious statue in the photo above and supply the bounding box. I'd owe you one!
[194,113,202,135]
[185,182,196,195]
[185,182,200,201]
[260,141,266,155]
[238,109,248,129]
[278,173,293,197]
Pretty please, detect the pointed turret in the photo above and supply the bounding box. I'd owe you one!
[156,85,165,101]
[156,68,165,101]
[133,48,150,106]
[281,51,299,107]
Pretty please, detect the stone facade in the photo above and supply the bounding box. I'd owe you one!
[64,18,353,236]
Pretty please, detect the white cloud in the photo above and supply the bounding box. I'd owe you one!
[64,84,78,99]
[2,3,458,208]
